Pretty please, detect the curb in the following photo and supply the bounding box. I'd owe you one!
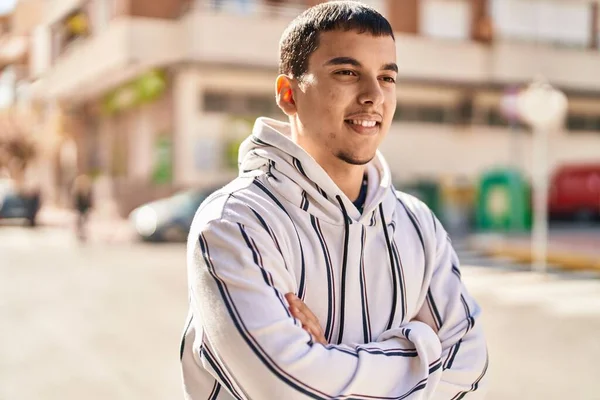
[36,207,135,243]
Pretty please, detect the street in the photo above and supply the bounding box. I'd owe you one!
[1,226,599,400]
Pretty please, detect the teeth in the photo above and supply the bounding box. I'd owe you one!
[350,120,377,128]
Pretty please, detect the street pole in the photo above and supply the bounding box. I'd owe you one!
[531,125,549,273]
[501,86,521,170]
[517,78,567,274]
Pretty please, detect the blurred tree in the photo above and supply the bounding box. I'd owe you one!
[0,110,38,189]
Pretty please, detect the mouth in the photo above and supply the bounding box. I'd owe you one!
[344,119,381,135]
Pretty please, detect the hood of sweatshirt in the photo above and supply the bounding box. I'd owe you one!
[238,117,397,226]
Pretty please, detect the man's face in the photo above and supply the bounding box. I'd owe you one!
[289,30,397,166]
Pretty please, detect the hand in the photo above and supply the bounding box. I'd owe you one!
[285,293,328,345]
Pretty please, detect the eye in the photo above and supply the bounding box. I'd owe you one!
[381,76,396,84]
[335,70,358,76]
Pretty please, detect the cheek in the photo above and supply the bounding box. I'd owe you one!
[384,98,397,123]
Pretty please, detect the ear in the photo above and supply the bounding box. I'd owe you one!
[276,75,297,116]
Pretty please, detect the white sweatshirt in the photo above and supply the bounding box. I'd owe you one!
[181,117,489,399]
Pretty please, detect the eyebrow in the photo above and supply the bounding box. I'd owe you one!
[324,57,398,73]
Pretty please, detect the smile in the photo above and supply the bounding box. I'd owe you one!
[346,119,378,128]
[344,119,380,135]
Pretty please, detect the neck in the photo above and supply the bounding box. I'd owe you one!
[291,121,367,201]
[307,150,366,201]
[325,162,366,202]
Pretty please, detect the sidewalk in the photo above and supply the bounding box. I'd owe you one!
[36,206,135,243]
[468,229,600,271]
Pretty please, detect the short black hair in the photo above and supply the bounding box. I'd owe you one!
[279,1,395,79]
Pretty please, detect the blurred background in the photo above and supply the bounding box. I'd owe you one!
[0,0,599,399]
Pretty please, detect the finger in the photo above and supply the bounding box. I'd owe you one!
[292,306,324,342]
[290,306,306,321]
[289,296,320,326]
[303,325,320,337]
[298,301,320,326]
[292,309,314,329]
[304,325,326,345]
[291,307,326,344]
[313,331,327,345]
[285,294,324,335]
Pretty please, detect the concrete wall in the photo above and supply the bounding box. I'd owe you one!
[183,7,600,91]
[173,66,600,187]
[381,123,600,184]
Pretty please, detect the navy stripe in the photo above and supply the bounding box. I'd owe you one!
[248,207,305,299]
[336,198,350,345]
[460,294,475,331]
[317,186,328,199]
[397,198,425,257]
[253,179,288,211]
[292,158,328,199]
[390,237,407,325]
[402,328,411,339]
[380,205,398,331]
[199,234,332,399]
[429,358,443,375]
[326,342,418,358]
[445,295,477,380]
[301,191,309,211]
[250,135,271,147]
[370,210,376,226]
[311,215,336,342]
[201,233,436,399]
[252,179,307,300]
[358,226,372,343]
[445,340,462,370]
[451,354,489,400]
[180,313,193,360]
[293,157,308,177]
[427,290,443,330]
[238,224,292,319]
[208,380,221,400]
[248,208,289,273]
[202,345,244,400]
[356,346,418,357]
[451,264,462,280]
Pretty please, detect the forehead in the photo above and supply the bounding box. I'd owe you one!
[309,30,396,67]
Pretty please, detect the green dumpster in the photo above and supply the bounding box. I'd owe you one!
[475,168,531,232]
[397,180,442,219]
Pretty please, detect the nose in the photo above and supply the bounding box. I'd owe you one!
[357,76,384,107]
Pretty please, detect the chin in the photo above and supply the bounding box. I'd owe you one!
[337,152,375,166]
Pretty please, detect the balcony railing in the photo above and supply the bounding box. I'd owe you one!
[189,0,307,18]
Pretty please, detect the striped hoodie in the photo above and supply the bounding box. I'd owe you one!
[181,117,489,399]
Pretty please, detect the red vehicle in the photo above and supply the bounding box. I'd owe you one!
[549,163,600,221]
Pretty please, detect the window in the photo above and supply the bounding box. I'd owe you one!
[420,0,470,40]
[202,91,282,117]
[487,109,508,127]
[491,0,590,48]
[566,114,600,132]
[393,104,450,124]
[203,92,230,112]
[567,115,589,131]
[419,106,447,123]
[245,94,277,116]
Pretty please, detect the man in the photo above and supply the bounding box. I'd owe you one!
[181,2,489,399]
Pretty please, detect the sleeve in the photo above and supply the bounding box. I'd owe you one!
[187,216,446,400]
[414,214,490,400]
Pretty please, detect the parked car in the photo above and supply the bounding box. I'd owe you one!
[549,163,600,221]
[129,187,218,242]
[0,179,41,227]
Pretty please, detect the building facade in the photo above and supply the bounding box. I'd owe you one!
[27,0,600,215]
